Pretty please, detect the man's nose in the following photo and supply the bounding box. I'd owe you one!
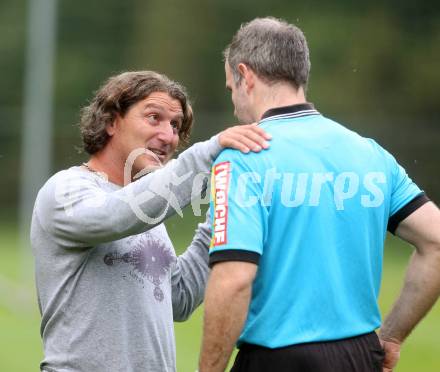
[157,121,175,143]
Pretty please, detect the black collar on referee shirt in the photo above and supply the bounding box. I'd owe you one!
[260,102,318,121]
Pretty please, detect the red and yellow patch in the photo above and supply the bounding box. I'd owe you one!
[210,161,231,247]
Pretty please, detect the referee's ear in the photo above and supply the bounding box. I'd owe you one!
[237,63,256,93]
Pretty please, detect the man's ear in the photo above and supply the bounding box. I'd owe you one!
[237,63,255,93]
[106,116,119,136]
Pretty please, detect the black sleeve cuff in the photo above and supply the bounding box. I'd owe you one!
[209,249,260,268]
[388,193,430,234]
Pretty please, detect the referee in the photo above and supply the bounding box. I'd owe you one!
[199,17,440,372]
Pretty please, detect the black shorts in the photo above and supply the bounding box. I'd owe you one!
[230,332,385,372]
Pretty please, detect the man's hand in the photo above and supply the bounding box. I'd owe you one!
[379,338,401,372]
[218,123,271,153]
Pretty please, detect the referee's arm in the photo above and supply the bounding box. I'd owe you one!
[380,201,440,370]
[199,260,257,372]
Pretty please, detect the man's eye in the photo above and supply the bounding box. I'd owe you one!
[146,114,159,124]
[170,121,181,133]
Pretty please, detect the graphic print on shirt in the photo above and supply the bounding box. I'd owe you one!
[103,233,175,302]
[210,161,231,248]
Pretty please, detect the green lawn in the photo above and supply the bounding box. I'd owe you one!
[0,215,439,371]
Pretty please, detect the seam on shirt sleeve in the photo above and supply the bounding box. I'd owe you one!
[209,249,260,267]
[388,193,430,234]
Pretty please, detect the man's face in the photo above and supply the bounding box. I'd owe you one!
[225,62,253,124]
[108,91,182,176]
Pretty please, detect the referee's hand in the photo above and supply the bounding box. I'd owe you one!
[380,339,401,372]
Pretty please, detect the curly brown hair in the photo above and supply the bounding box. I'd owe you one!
[79,71,194,154]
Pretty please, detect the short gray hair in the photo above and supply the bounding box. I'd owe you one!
[224,17,311,89]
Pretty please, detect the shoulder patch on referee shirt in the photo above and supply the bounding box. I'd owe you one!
[211,161,231,247]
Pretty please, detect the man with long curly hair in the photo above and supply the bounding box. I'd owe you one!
[31,70,271,372]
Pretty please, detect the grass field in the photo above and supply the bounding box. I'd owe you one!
[0,213,439,371]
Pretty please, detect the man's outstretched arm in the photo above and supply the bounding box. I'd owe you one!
[172,210,211,321]
[380,201,440,371]
[199,261,257,372]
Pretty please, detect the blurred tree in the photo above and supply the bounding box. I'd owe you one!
[0,0,439,217]
[0,0,26,219]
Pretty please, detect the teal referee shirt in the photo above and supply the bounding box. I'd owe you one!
[209,103,429,348]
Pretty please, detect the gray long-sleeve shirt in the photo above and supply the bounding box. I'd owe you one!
[31,136,221,372]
